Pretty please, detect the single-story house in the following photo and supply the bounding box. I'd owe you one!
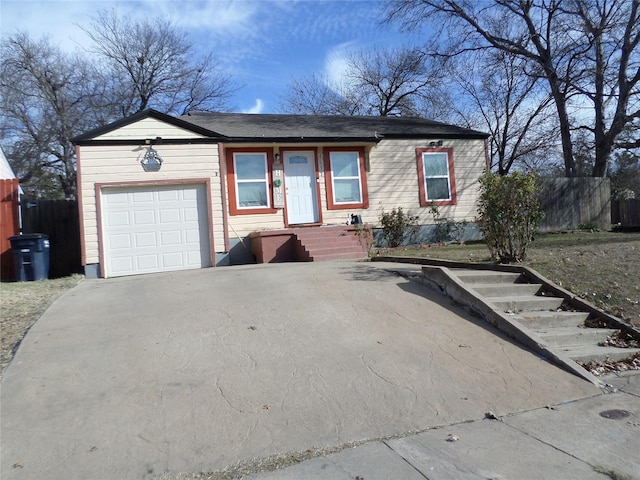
[72,110,489,278]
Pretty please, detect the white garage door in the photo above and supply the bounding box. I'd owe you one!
[102,184,211,277]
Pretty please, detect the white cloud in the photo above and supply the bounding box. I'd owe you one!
[243,98,264,114]
[323,40,360,88]
[0,0,101,51]
[136,0,258,33]
[0,0,261,52]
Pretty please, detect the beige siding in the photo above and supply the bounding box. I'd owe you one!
[94,118,207,140]
[223,138,485,235]
[227,214,286,237]
[79,143,223,265]
[321,138,486,226]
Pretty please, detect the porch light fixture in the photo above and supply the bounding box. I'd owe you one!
[141,137,163,172]
[274,153,281,163]
[429,140,443,147]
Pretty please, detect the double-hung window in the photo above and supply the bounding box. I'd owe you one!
[324,147,368,210]
[416,147,457,206]
[226,149,276,215]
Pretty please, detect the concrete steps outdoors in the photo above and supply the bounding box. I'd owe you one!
[451,268,640,372]
[294,226,367,262]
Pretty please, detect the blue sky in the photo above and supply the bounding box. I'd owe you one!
[0,0,417,114]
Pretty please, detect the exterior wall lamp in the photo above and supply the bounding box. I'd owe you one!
[141,137,163,172]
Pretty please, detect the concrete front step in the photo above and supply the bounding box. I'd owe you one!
[513,311,590,329]
[309,251,368,261]
[298,238,361,248]
[305,245,366,256]
[454,270,522,284]
[535,327,619,347]
[471,283,542,297]
[487,295,564,312]
[558,344,640,363]
[294,227,366,262]
[294,229,354,239]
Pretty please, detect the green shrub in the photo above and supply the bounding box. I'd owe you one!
[429,202,468,244]
[477,170,543,263]
[578,222,598,231]
[379,207,419,247]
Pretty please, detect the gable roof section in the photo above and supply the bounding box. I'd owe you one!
[181,112,489,142]
[72,109,225,144]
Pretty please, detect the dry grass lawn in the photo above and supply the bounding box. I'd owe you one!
[0,275,83,378]
[375,231,640,328]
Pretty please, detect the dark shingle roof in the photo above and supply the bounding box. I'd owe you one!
[72,109,489,144]
[181,112,488,142]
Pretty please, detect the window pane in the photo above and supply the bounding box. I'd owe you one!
[235,154,267,180]
[423,153,448,176]
[426,178,450,200]
[334,179,362,203]
[331,152,359,177]
[238,182,268,207]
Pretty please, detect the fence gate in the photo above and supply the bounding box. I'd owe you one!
[20,198,82,278]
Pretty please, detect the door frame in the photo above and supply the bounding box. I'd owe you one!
[281,147,322,226]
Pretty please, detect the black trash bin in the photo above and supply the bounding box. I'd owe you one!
[9,234,50,281]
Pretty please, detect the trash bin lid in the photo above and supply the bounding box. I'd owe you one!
[9,233,49,241]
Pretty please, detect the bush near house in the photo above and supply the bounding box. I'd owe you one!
[477,170,543,263]
[378,207,419,248]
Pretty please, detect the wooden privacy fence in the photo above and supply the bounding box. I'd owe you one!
[0,179,20,281]
[537,177,611,232]
[20,198,82,278]
[611,199,640,228]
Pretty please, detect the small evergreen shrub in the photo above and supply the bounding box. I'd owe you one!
[477,170,543,263]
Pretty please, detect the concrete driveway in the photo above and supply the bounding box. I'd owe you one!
[1,261,599,480]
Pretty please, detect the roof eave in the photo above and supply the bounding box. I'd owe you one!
[220,136,382,144]
[381,132,490,140]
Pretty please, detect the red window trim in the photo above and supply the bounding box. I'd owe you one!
[416,147,457,207]
[324,146,369,210]
[226,147,277,215]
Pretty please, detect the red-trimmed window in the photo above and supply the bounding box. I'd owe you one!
[416,147,457,206]
[324,147,369,210]
[226,148,276,215]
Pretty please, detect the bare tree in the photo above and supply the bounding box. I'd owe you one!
[344,46,440,116]
[452,51,556,174]
[278,73,362,115]
[385,0,640,178]
[280,45,442,117]
[570,0,640,176]
[0,33,101,198]
[83,9,238,116]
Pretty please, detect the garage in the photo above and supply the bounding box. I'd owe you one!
[101,183,211,277]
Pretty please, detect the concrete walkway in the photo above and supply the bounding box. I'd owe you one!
[246,373,640,480]
[0,261,625,479]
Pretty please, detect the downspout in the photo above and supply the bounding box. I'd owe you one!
[484,137,491,170]
[218,143,230,253]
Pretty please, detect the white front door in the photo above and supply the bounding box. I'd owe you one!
[284,151,318,224]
